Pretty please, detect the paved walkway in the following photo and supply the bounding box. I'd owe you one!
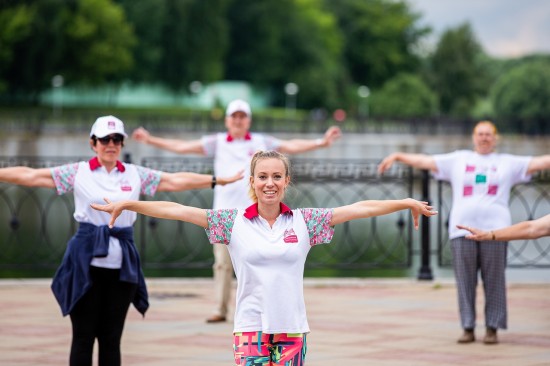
[1,278,549,366]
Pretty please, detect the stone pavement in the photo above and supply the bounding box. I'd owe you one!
[0,278,549,366]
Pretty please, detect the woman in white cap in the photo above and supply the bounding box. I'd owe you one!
[0,115,243,366]
[91,150,437,366]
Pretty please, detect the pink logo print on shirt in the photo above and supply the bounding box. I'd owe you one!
[283,228,298,243]
[120,179,132,192]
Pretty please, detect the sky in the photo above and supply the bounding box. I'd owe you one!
[407,0,550,57]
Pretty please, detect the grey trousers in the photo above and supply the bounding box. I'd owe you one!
[451,237,508,330]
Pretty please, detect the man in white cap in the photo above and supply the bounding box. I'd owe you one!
[132,99,342,323]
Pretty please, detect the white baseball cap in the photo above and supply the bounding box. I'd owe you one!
[90,115,128,138]
[226,99,251,117]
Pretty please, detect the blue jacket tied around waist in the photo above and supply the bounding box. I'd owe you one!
[51,223,149,316]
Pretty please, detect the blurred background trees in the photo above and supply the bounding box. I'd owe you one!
[0,0,548,131]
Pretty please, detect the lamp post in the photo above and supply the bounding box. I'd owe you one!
[188,81,203,123]
[357,85,370,121]
[189,80,203,96]
[51,74,64,118]
[284,82,299,120]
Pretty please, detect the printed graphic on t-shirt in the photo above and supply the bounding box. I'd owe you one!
[462,163,498,197]
[120,179,132,192]
[283,228,298,243]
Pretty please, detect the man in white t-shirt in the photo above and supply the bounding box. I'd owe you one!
[377,120,550,345]
[132,99,342,323]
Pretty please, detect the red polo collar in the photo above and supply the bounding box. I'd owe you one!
[226,132,252,142]
[89,157,126,172]
[243,202,293,220]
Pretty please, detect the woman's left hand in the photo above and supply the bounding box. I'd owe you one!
[456,224,489,241]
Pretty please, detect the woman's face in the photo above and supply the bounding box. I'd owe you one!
[90,134,123,165]
[250,158,290,205]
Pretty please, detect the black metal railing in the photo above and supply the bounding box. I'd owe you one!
[0,155,549,277]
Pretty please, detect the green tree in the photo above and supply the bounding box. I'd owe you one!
[325,0,429,89]
[0,4,34,93]
[64,0,136,84]
[116,0,229,92]
[0,0,135,102]
[1,0,69,102]
[113,0,166,83]
[157,0,229,92]
[429,23,488,117]
[490,58,550,134]
[224,0,343,108]
[371,73,437,118]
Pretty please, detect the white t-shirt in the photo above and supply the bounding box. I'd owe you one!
[51,158,162,268]
[205,203,334,334]
[433,150,532,239]
[201,132,281,209]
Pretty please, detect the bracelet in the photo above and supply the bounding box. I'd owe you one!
[491,230,496,240]
[315,138,324,146]
[211,176,217,189]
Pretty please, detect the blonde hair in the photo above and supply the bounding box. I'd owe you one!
[473,120,498,135]
[248,150,291,203]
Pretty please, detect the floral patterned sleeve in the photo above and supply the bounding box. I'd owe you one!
[50,163,79,195]
[205,209,238,245]
[299,208,335,246]
[136,166,162,197]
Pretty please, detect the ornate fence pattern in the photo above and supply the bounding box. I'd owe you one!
[0,156,549,276]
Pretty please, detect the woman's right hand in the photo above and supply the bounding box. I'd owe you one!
[377,154,396,175]
[131,127,150,143]
[91,198,125,228]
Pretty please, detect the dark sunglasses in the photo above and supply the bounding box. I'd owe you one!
[96,135,124,146]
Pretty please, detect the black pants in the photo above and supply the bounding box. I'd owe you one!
[69,266,138,366]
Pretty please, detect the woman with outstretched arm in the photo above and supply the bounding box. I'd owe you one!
[92,150,437,366]
[458,214,550,241]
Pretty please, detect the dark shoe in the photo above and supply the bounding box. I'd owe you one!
[483,327,498,344]
[206,315,226,323]
[457,329,475,343]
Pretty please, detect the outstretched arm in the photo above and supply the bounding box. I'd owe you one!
[157,170,244,192]
[278,126,342,154]
[0,167,55,188]
[377,152,437,175]
[132,127,205,155]
[457,214,550,241]
[331,198,437,229]
[527,154,550,175]
[91,199,208,229]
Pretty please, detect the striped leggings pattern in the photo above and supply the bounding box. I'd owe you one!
[233,332,306,366]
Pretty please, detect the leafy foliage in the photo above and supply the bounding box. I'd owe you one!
[490,57,550,134]
[371,73,437,118]
[325,0,429,88]
[429,23,489,117]
[0,0,135,102]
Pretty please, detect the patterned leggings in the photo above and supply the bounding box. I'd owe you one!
[233,332,306,366]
